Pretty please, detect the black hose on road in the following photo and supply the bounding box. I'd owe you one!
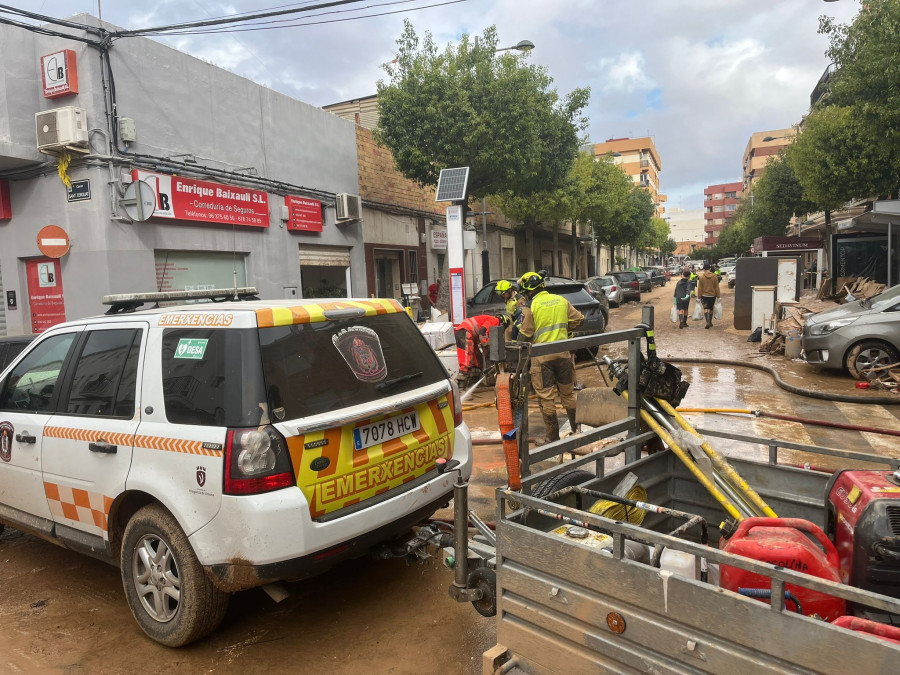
[664,356,900,405]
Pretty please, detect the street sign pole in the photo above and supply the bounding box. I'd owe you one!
[447,203,466,325]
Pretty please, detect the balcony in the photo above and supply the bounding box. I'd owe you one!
[640,159,650,168]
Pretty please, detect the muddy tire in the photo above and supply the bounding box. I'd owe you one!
[121,504,229,647]
[468,566,497,617]
[845,340,900,380]
[532,470,595,499]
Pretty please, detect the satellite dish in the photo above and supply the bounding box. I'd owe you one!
[121,180,156,221]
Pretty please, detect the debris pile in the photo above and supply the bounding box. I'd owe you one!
[859,362,900,391]
[817,276,886,303]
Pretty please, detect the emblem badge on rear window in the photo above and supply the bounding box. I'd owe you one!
[0,422,13,463]
[332,326,387,383]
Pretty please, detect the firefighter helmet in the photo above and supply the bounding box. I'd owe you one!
[519,272,545,292]
[495,280,513,293]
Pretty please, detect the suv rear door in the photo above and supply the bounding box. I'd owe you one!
[255,308,455,519]
[0,329,82,523]
[41,323,145,544]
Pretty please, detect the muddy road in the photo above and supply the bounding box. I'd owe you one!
[2,280,899,673]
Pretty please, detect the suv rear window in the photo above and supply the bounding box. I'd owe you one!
[161,328,267,427]
[258,313,447,421]
[548,285,597,308]
[611,271,637,282]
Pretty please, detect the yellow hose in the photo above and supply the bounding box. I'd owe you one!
[620,391,744,522]
[589,484,648,525]
[656,398,776,518]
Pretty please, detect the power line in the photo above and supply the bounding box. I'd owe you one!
[127,0,469,37]
[147,0,427,35]
[110,0,373,37]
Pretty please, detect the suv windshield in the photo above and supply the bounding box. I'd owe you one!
[258,313,447,420]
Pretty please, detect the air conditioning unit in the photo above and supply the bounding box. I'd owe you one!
[35,106,89,152]
[335,193,361,221]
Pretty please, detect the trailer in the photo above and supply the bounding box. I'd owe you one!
[435,307,900,674]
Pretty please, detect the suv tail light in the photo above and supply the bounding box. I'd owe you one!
[631,281,639,289]
[609,285,618,292]
[449,378,464,427]
[225,425,295,495]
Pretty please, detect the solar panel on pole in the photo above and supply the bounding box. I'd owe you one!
[435,167,470,202]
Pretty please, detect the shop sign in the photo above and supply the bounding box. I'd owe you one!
[284,195,323,232]
[431,228,447,250]
[26,259,66,333]
[132,170,270,227]
[66,179,91,202]
[41,50,79,98]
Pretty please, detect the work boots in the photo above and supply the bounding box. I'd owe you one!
[536,413,560,446]
[705,312,713,329]
[566,408,578,435]
[678,316,687,329]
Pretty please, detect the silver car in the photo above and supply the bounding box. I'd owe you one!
[802,284,900,379]
[583,275,624,307]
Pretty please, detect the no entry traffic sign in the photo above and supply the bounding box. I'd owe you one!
[37,225,70,258]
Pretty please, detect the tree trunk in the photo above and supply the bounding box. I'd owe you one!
[571,221,578,279]
[550,223,562,275]
[525,220,536,274]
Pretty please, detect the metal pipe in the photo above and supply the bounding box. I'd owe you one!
[655,397,776,518]
[452,473,470,590]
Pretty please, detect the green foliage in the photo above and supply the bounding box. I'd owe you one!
[661,237,678,258]
[753,152,815,219]
[716,221,750,256]
[787,106,896,208]
[375,22,590,199]
[640,216,670,252]
[789,1,900,204]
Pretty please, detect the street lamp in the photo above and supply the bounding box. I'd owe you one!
[496,40,535,53]
[477,38,535,286]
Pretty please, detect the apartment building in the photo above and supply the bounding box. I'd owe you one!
[703,181,743,245]
[587,136,667,217]
[742,128,796,190]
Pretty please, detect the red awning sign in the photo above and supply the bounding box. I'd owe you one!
[37,225,70,258]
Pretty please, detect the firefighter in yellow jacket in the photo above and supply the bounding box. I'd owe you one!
[516,272,584,445]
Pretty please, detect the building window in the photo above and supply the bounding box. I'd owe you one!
[714,206,724,212]
[725,204,737,212]
[725,191,737,199]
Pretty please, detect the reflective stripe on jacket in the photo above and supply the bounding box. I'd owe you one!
[530,291,571,344]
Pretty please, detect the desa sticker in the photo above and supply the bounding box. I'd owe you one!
[175,338,209,360]
[332,326,387,382]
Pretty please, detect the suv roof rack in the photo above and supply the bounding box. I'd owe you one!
[101,287,260,314]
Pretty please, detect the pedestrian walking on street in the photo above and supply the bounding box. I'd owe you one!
[696,262,721,329]
[674,270,692,329]
[516,271,584,446]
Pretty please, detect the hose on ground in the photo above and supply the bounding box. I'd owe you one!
[677,407,900,438]
[652,356,900,405]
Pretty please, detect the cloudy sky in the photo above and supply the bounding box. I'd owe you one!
[31,1,859,212]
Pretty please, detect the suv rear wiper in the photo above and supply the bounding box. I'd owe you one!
[376,371,423,393]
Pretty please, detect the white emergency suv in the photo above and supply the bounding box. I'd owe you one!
[0,288,472,646]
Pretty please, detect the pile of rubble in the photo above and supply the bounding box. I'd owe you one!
[817,276,886,303]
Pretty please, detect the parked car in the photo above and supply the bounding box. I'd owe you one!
[642,267,667,287]
[607,271,642,302]
[0,334,36,373]
[718,263,736,279]
[727,267,736,289]
[469,276,608,335]
[583,275,624,307]
[634,271,653,293]
[802,284,900,379]
[0,289,472,646]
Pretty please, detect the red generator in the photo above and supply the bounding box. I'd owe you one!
[720,517,846,621]
[826,470,900,599]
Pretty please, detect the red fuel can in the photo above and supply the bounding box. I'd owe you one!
[720,517,846,621]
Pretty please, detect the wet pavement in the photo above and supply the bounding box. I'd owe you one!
[2,280,899,672]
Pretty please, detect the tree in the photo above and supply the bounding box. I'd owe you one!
[716,221,750,257]
[789,1,900,203]
[580,159,639,269]
[753,152,815,220]
[661,237,678,260]
[787,106,896,208]
[375,22,590,199]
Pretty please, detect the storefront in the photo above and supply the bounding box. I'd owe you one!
[0,15,365,335]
